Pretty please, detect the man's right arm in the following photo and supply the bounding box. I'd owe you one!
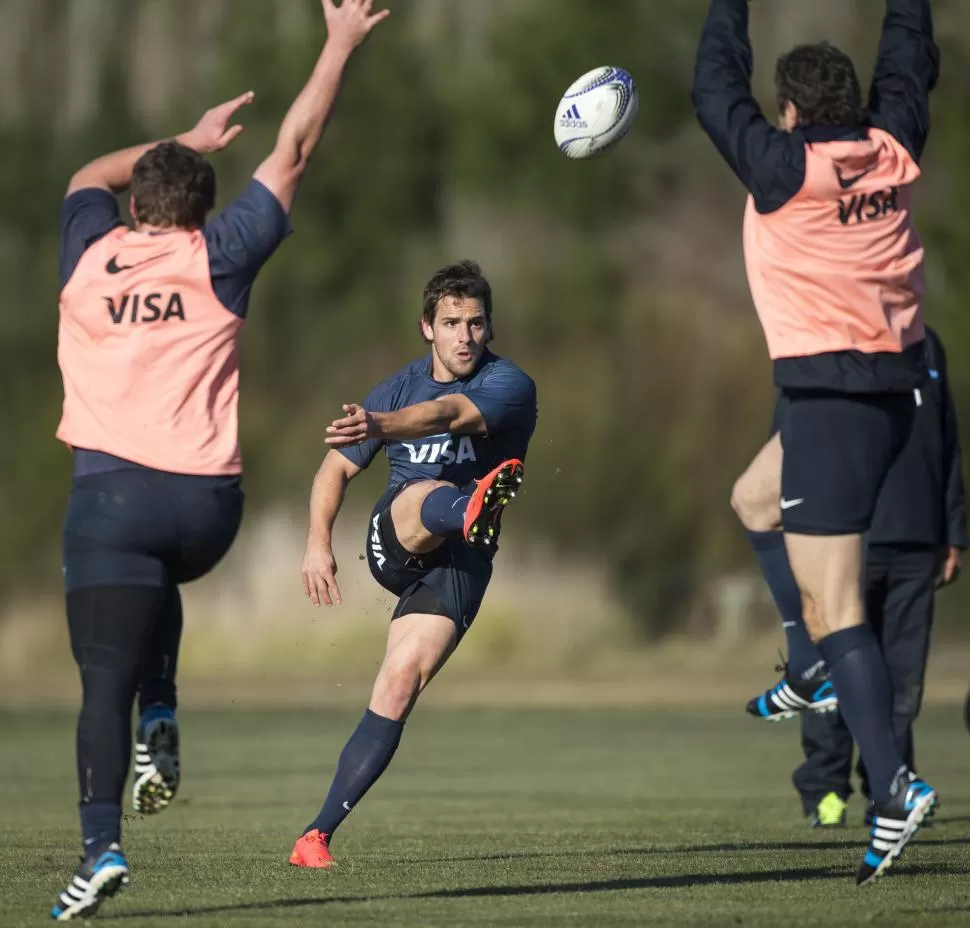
[253,0,389,214]
[867,0,940,164]
[303,450,363,606]
[691,0,804,214]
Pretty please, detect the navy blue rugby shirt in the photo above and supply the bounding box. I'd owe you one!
[338,350,538,502]
[59,179,291,476]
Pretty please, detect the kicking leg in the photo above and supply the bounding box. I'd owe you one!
[392,459,524,553]
[291,609,457,868]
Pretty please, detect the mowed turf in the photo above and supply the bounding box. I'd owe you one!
[3,706,970,927]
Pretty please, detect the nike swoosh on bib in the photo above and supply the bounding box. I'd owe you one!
[835,166,876,190]
[106,251,174,274]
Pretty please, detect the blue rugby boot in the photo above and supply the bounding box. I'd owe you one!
[856,770,938,886]
[864,797,933,829]
[133,704,180,814]
[746,661,838,721]
[51,843,129,921]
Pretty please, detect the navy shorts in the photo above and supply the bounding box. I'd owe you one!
[63,466,244,592]
[364,496,493,639]
[778,389,915,535]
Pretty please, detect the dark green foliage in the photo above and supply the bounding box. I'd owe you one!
[2,1,969,637]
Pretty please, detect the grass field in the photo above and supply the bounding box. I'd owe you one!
[3,706,970,927]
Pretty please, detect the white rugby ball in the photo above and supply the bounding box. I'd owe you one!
[554,66,639,160]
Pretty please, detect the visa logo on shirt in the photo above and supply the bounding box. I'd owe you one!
[103,292,187,324]
[837,187,900,226]
[402,437,477,466]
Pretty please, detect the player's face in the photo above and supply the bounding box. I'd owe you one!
[424,296,490,381]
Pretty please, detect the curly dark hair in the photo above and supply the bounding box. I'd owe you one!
[131,141,216,228]
[421,259,493,342]
[774,42,867,128]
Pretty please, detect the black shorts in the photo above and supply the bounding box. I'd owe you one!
[778,389,915,535]
[63,467,244,592]
[365,497,493,639]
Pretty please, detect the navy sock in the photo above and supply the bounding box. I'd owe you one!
[80,802,121,857]
[746,530,822,678]
[419,485,470,536]
[308,710,404,838]
[817,625,905,805]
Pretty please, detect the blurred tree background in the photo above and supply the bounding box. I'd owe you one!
[1,0,968,640]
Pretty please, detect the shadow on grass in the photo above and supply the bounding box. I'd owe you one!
[411,834,970,865]
[101,863,960,920]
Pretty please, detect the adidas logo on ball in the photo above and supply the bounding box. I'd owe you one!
[559,104,587,129]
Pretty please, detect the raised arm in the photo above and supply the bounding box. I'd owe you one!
[691,0,804,213]
[66,92,254,197]
[867,0,940,164]
[253,0,389,214]
[303,449,363,606]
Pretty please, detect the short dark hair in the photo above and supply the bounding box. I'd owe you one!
[131,141,216,228]
[421,260,493,340]
[774,43,866,128]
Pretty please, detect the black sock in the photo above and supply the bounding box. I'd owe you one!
[746,530,822,678]
[419,485,470,536]
[308,710,404,838]
[817,625,905,805]
[79,802,121,858]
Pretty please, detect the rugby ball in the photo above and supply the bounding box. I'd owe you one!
[554,66,639,160]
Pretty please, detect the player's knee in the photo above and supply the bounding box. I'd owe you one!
[373,655,433,721]
[729,477,747,519]
[81,662,140,711]
[731,473,775,531]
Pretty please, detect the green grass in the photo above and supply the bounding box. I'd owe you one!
[3,707,970,927]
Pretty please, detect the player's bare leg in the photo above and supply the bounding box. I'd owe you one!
[735,436,834,719]
[784,534,865,643]
[291,613,456,868]
[731,433,782,532]
[786,533,938,884]
[369,612,458,721]
[391,480,456,554]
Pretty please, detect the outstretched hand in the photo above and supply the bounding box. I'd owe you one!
[322,0,390,51]
[325,403,378,446]
[182,91,255,154]
[302,540,342,606]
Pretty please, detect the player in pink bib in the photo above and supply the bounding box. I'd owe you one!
[50,2,390,921]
